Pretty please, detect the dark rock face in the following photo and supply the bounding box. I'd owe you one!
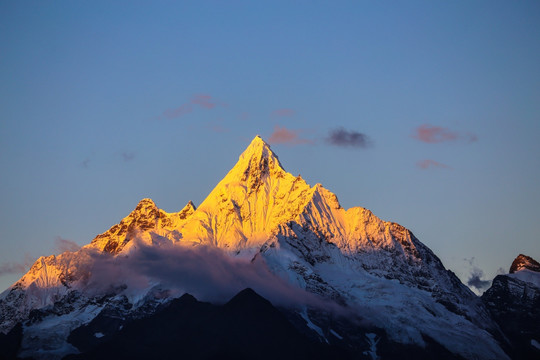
[0,323,23,360]
[61,288,472,360]
[65,288,355,360]
[0,286,481,360]
[482,256,540,360]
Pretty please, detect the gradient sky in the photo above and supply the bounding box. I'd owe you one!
[1,1,539,294]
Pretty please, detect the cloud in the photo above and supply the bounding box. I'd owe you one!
[80,241,337,310]
[191,94,217,109]
[0,255,35,277]
[162,103,193,119]
[463,257,491,293]
[0,263,27,277]
[412,124,478,144]
[122,152,136,162]
[55,236,81,253]
[159,94,227,120]
[467,268,491,292]
[271,108,295,117]
[416,159,451,170]
[326,128,371,148]
[268,125,313,145]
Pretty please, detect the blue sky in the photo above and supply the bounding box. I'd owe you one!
[1,1,539,293]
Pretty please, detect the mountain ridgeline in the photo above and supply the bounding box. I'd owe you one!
[0,136,537,359]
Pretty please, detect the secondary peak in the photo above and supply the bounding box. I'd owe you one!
[510,254,540,273]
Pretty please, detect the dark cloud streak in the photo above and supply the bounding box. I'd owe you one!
[122,152,136,162]
[467,268,491,291]
[464,257,491,292]
[326,128,371,148]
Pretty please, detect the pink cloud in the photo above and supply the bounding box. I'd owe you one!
[416,159,451,170]
[191,94,227,109]
[271,108,295,117]
[159,94,227,120]
[191,94,216,109]
[268,125,312,145]
[412,124,477,144]
[162,103,193,119]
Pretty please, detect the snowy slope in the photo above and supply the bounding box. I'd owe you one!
[0,136,509,359]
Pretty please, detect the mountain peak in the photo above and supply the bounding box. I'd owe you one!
[510,254,540,273]
[134,198,157,212]
[185,200,196,210]
[177,200,196,220]
[239,136,282,166]
[208,136,285,194]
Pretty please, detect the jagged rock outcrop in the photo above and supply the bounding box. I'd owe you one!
[509,254,540,274]
[482,254,540,359]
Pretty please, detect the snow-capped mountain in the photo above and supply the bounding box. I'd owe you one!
[482,254,540,359]
[1,136,510,359]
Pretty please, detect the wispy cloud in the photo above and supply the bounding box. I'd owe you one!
[162,103,193,119]
[416,159,451,170]
[0,255,35,277]
[412,124,477,144]
[122,152,136,162]
[271,108,295,117]
[467,268,491,292]
[191,94,217,109]
[0,263,27,277]
[268,125,313,145]
[159,94,226,120]
[82,240,338,309]
[463,257,491,293]
[326,128,371,148]
[55,236,80,253]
